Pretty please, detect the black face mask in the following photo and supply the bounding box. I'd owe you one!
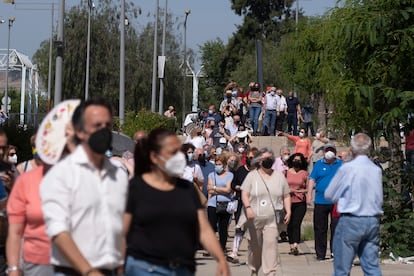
[198,154,206,167]
[246,158,252,167]
[88,128,112,154]
[261,158,274,169]
[292,161,302,168]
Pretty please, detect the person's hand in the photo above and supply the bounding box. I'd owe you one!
[89,271,104,276]
[0,171,14,190]
[284,212,291,224]
[7,270,20,276]
[235,185,241,191]
[306,195,313,206]
[216,259,230,276]
[246,207,255,220]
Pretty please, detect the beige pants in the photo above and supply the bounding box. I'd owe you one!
[246,220,280,276]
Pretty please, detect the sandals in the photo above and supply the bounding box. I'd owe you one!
[289,247,299,256]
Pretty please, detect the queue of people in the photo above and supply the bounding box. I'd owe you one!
[0,92,388,276]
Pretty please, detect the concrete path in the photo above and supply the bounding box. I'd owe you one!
[196,227,413,276]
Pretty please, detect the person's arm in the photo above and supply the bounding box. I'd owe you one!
[307,178,315,204]
[215,177,232,194]
[119,213,132,276]
[283,193,292,224]
[53,232,103,276]
[5,223,24,276]
[207,176,215,195]
[193,166,204,188]
[198,210,230,276]
[242,190,255,220]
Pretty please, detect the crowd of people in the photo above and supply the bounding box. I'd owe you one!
[0,88,399,276]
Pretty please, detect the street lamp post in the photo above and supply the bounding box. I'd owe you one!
[85,0,93,100]
[54,0,65,106]
[151,0,159,112]
[182,9,190,130]
[119,0,125,124]
[5,16,15,112]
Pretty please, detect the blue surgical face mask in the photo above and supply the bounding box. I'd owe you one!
[228,160,235,169]
[215,165,224,174]
[105,150,113,158]
[187,153,194,162]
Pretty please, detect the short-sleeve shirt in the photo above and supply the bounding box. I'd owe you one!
[126,176,202,271]
[249,91,262,108]
[183,163,204,183]
[309,158,342,204]
[241,170,290,224]
[207,172,233,207]
[286,169,308,203]
[286,97,299,113]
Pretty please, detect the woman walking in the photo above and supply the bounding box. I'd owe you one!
[286,153,308,255]
[123,128,229,276]
[241,148,291,276]
[207,155,234,253]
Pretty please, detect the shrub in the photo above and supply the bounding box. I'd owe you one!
[115,110,178,138]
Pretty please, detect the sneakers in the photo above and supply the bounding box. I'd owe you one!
[226,252,239,264]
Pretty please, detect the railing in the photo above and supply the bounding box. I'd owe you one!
[0,113,47,129]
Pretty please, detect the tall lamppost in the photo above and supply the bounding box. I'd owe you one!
[5,16,15,112]
[119,0,125,124]
[151,0,159,112]
[85,0,94,100]
[182,9,190,129]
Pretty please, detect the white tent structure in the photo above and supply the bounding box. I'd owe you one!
[0,48,40,126]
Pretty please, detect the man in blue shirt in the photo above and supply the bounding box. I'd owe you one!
[325,133,383,276]
[307,143,342,260]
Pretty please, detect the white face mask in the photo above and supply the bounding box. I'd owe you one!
[283,154,290,161]
[324,151,336,160]
[159,152,186,177]
[299,132,304,138]
[8,154,17,164]
[316,133,321,139]
[238,147,245,153]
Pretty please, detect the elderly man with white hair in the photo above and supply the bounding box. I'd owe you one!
[325,133,383,276]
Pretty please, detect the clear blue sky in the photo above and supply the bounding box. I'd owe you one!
[0,0,338,62]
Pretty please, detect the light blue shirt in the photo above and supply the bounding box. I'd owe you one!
[325,155,383,216]
[207,171,233,207]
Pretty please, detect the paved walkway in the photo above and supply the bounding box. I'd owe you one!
[196,227,413,276]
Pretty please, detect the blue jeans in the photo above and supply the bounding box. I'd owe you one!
[125,257,194,276]
[333,216,381,276]
[249,106,261,134]
[286,113,298,135]
[262,110,277,135]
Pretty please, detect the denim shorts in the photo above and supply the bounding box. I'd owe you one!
[125,256,194,276]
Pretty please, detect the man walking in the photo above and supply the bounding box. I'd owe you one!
[286,91,301,135]
[307,143,342,260]
[40,98,129,276]
[261,87,278,136]
[325,133,383,276]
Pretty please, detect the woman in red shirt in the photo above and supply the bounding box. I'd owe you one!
[280,128,312,162]
[286,153,308,256]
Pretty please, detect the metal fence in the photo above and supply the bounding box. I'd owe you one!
[0,113,47,129]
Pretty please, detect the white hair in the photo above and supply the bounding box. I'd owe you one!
[350,133,372,156]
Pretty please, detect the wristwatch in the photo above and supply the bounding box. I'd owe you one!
[6,266,19,274]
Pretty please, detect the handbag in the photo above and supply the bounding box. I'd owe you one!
[216,201,229,214]
[257,170,286,224]
[226,199,239,214]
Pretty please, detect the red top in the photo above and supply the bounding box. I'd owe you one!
[287,135,312,159]
[7,166,51,265]
[406,130,414,151]
[286,169,308,203]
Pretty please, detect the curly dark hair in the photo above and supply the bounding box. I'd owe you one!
[287,152,308,171]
